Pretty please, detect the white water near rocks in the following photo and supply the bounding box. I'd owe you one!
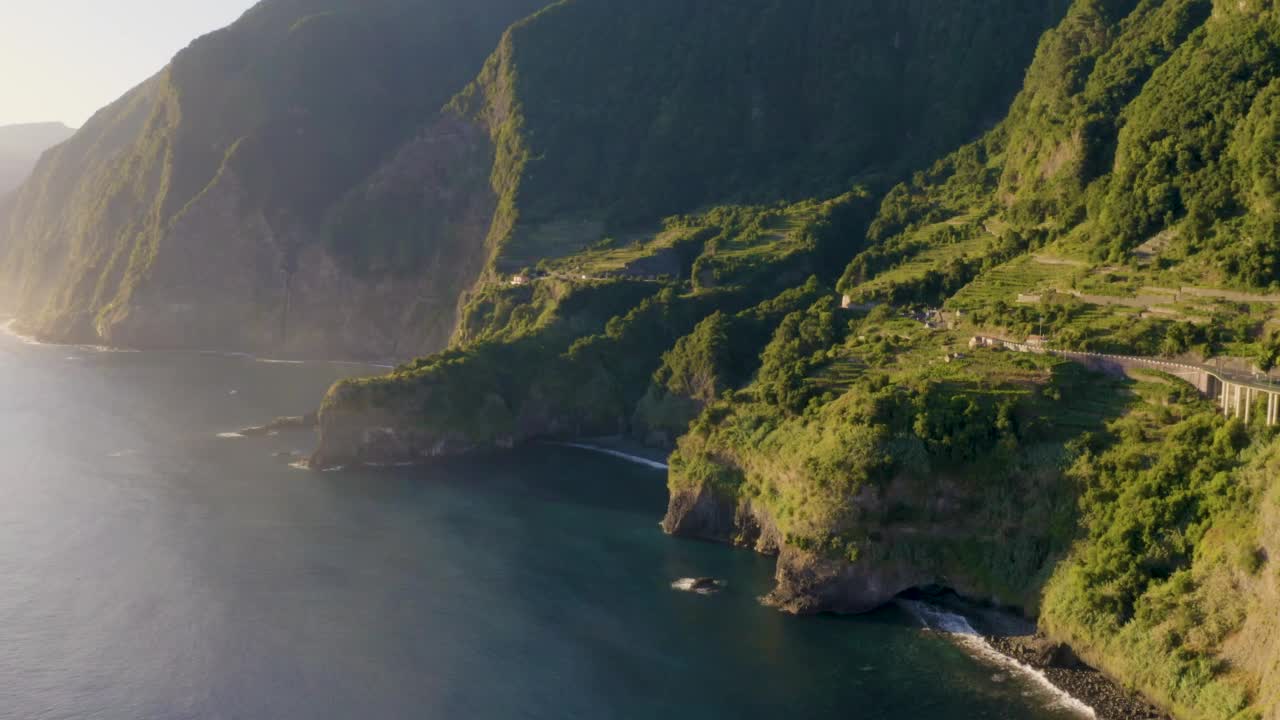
[2,317,394,369]
[897,600,1098,718]
[554,442,670,470]
[671,578,727,595]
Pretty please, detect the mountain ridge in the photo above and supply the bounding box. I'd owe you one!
[10,1,1280,718]
[0,121,75,196]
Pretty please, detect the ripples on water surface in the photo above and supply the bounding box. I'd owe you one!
[0,333,1088,719]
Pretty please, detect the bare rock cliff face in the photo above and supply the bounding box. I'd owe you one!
[663,486,935,615]
[662,485,924,614]
[14,114,497,361]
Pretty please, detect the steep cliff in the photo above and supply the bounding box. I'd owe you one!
[453,0,1074,272]
[0,0,547,358]
[311,0,1072,458]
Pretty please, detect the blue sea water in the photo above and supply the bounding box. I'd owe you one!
[0,331,1088,719]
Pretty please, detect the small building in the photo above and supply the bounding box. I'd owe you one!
[509,275,529,287]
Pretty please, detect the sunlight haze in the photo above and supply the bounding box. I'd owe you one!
[1,1,258,127]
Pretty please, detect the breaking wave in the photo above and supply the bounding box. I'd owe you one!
[897,599,1096,718]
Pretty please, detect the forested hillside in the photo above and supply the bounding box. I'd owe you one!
[0,0,1067,359]
[312,2,1280,718]
[14,0,1280,716]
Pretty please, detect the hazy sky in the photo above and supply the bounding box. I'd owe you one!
[1,1,259,128]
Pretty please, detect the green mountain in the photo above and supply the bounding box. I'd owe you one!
[0,0,1066,358]
[0,122,75,196]
[13,0,1280,717]
[313,1,1280,718]
[0,0,549,357]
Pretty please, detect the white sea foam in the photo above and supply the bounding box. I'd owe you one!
[554,442,669,470]
[76,345,139,354]
[897,600,1096,718]
[670,578,726,595]
[2,319,392,368]
[216,432,246,439]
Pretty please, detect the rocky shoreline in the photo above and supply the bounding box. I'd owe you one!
[900,592,1168,720]
[985,634,1169,719]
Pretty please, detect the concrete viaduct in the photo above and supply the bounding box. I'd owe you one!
[971,336,1280,426]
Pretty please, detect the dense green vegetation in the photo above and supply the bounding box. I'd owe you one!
[1042,393,1265,719]
[16,0,1280,717]
[452,0,1071,269]
[318,3,1280,716]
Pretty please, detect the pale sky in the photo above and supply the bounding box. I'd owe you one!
[0,0,259,127]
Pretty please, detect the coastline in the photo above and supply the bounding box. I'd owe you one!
[900,593,1168,720]
[0,318,396,370]
[4,315,1172,717]
[986,634,1170,720]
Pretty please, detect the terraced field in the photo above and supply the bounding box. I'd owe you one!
[806,353,866,394]
[947,255,1080,310]
[853,233,989,299]
[539,225,692,277]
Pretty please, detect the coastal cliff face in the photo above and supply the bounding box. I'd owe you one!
[0,0,542,359]
[659,354,1092,616]
[89,112,498,358]
[662,485,965,616]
